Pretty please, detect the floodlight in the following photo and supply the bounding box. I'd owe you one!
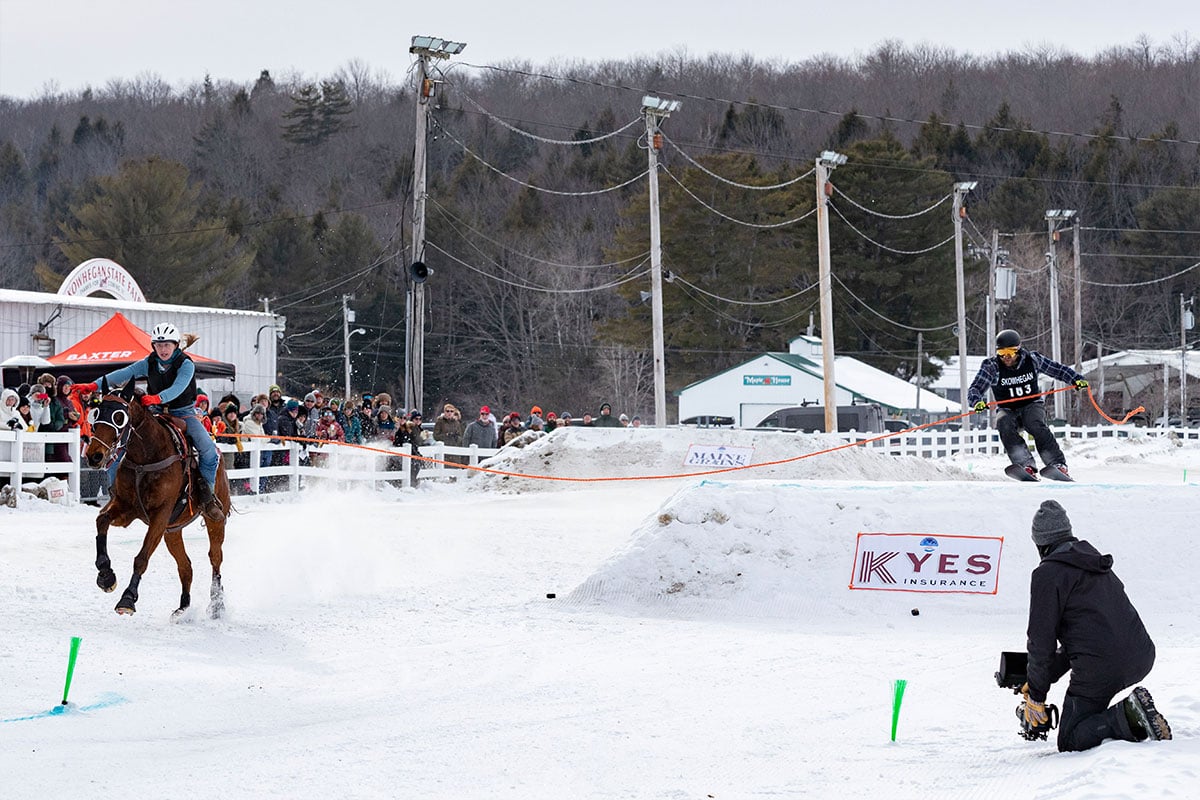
[955,181,978,192]
[641,95,681,113]
[818,150,847,166]
[410,36,467,58]
[1045,209,1077,220]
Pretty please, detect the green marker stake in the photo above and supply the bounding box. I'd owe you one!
[890,679,908,742]
[61,636,82,706]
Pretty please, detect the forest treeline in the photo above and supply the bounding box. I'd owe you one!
[1,39,1198,418]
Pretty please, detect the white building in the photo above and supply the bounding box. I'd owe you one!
[0,287,281,401]
[676,335,961,427]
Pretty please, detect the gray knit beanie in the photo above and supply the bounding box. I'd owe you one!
[1031,500,1073,546]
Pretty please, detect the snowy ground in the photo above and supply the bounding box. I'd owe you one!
[1,427,1197,799]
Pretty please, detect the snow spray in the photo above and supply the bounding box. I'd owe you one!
[890,679,907,741]
[61,636,82,706]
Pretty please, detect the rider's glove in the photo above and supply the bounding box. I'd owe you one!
[1074,378,1089,391]
[973,400,988,414]
[140,394,163,407]
[72,382,98,394]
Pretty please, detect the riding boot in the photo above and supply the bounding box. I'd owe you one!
[195,479,226,522]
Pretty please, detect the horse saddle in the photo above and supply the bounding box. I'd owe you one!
[153,413,202,523]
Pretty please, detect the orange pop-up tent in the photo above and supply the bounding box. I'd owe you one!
[48,312,235,380]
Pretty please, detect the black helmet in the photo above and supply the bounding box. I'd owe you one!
[996,329,1021,350]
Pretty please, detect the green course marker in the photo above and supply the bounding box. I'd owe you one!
[61,636,82,706]
[890,679,908,742]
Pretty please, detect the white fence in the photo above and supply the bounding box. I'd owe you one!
[0,430,82,499]
[5,425,1198,507]
[215,439,501,494]
[848,423,1200,458]
[1,430,498,506]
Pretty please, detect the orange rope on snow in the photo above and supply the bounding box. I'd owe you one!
[225,385,1134,485]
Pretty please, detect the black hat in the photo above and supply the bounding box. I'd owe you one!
[600,402,612,412]
[1031,500,1073,547]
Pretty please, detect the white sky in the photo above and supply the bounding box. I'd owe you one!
[0,0,1195,99]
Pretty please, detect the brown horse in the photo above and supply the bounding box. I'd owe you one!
[84,387,231,618]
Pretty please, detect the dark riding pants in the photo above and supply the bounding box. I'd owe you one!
[996,403,1066,468]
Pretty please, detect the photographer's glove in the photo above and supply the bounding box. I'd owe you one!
[1023,697,1049,729]
[1074,378,1089,391]
[6,417,20,430]
[973,400,988,414]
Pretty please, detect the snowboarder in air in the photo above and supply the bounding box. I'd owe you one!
[966,329,1089,481]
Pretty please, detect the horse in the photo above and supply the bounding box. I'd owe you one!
[84,385,231,618]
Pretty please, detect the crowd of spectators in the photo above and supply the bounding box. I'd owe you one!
[3,370,642,491]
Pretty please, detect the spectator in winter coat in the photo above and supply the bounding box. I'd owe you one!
[1020,500,1170,752]
[315,409,345,443]
[527,405,545,430]
[544,411,558,433]
[372,406,397,442]
[462,406,498,450]
[433,404,464,447]
[342,404,364,444]
[593,402,620,427]
[499,412,524,446]
[391,418,423,486]
[26,383,53,432]
[1,387,23,431]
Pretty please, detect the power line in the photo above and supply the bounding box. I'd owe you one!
[660,165,818,229]
[829,201,956,255]
[455,61,1200,147]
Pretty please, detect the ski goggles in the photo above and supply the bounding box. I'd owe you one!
[997,346,1019,358]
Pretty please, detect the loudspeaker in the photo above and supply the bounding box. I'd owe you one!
[409,261,431,283]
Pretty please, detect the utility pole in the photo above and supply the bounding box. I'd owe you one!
[952,182,976,419]
[1073,217,1083,422]
[406,36,465,416]
[1045,209,1076,421]
[642,95,680,427]
[1183,294,1195,422]
[914,332,923,420]
[342,294,354,400]
[815,150,847,433]
[988,229,1000,429]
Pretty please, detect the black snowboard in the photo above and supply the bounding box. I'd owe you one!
[1005,464,1039,482]
[1040,464,1075,482]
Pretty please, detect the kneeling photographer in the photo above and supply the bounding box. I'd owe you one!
[1021,500,1170,751]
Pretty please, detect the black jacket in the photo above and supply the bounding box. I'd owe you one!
[1025,539,1154,702]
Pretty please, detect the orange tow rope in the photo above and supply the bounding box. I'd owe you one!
[227,386,1137,485]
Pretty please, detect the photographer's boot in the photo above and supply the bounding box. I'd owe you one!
[1124,686,1171,741]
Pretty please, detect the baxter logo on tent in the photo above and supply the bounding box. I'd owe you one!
[65,350,136,361]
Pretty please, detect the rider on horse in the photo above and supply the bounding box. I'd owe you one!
[74,322,225,522]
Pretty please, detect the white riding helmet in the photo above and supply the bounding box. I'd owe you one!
[150,322,180,344]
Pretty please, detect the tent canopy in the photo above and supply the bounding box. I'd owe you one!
[48,312,236,381]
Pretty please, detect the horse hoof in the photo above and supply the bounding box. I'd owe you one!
[115,606,135,615]
[171,607,190,620]
[97,570,117,593]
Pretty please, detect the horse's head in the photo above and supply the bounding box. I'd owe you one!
[85,393,140,469]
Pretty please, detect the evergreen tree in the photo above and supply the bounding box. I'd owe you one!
[56,157,252,304]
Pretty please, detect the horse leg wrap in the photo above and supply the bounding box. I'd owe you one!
[95,538,117,593]
[116,573,141,614]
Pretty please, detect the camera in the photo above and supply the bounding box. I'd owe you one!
[996,651,1059,741]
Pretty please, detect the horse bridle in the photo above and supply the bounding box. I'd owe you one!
[88,395,136,470]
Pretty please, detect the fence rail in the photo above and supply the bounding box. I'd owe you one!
[4,424,1198,507]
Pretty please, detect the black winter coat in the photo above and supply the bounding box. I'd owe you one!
[1025,539,1154,703]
